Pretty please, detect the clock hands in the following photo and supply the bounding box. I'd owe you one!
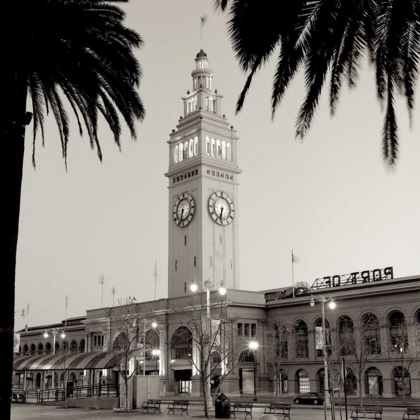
[180,208,184,220]
[219,206,224,220]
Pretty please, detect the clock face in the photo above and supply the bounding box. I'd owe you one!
[173,193,195,227]
[208,191,235,225]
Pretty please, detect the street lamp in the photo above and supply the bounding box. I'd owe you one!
[249,341,259,401]
[142,319,158,375]
[190,278,226,407]
[44,328,66,354]
[309,295,335,420]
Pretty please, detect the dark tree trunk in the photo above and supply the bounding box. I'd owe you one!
[0,61,28,420]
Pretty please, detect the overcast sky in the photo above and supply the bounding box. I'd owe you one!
[14,0,420,330]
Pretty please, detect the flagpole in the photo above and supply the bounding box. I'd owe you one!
[154,260,157,300]
[291,249,295,298]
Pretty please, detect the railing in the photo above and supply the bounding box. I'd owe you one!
[13,384,119,403]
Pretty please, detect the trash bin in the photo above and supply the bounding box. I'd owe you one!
[215,393,230,418]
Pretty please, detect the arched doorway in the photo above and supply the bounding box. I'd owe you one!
[365,367,383,396]
[393,367,411,397]
[345,368,357,395]
[171,327,193,395]
[296,369,310,394]
[239,350,255,395]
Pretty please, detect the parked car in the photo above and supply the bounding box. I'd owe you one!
[293,392,324,405]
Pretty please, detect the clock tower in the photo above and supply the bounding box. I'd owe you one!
[165,50,241,298]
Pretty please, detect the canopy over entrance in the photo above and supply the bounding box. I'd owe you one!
[13,351,119,371]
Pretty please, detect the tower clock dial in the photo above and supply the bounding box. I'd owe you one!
[208,191,235,225]
[173,193,195,227]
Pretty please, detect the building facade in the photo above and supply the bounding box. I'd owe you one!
[13,51,420,402]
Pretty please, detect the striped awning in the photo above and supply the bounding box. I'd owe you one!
[13,351,119,371]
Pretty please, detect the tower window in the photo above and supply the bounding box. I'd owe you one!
[184,236,187,246]
[194,257,196,267]
[179,145,183,162]
[184,142,188,159]
[195,170,198,175]
[174,145,179,164]
[173,178,176,184]
[175,261,178,271]
[211,138,215,157]
[222,141,226,159]
[216,140,221,158]
[194,137,198,156]
[206,97,209,111]
[227,142,232,161]
[189,139,194,158]
[206,137,210,155]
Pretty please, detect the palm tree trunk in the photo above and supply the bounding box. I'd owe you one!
[1,62,28,420]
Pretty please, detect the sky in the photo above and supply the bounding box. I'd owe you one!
[14,0,420,330]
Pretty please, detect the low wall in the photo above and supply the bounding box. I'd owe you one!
[45,396,118,410]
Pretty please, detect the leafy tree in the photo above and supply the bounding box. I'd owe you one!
[216,0,420,165]
[1,1,144,418]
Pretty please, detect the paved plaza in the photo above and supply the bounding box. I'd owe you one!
[12,404,410,420]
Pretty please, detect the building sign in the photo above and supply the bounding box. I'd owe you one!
[310,267,393,290]
[13,334,20,353]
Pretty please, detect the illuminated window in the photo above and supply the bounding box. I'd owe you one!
[193,79,197,90]
[194,137,198,156]
[184,142,188,160]
[179,144,183,162]
[189,139,194,158]
[211,138,215,157]
[227,142,232,160]
[174,145,179,164]
[206,97,209,111]
[222,141,226,159]
[206,137,210,155]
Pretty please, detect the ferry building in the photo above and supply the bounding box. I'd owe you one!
[14,51,420,404]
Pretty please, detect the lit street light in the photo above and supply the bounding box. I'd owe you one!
[190,278,226,407]
[309,295,336,420]
[44,328,66,354]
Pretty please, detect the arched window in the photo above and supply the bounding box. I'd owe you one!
[45,342,52,355]
[222,141,226,159]
[296,369,310,393]
[79,339,86,353]
[315,318,331,357]
[62,341,69,353]
[193,78,197,91]
[113,332,129,351]
[227,142,232,161]
[55,342,60,353]
[171,326,192,359]
[194,137,198,156]
[216,140,221,158]
[178,143,183,162]
[362,313,381,354]
[189,139,194,158]
[70,340,78,353]
[174,145,179,164]
[238,350,255,363]
[211,138,215,157]
[294,320,309,358]
[206,137,210,155]
[274,322,288,359]
[38,343,44,355]
[184,142,188,160]
[23,344,29,355]
[145,329,160,349]
[30,344,36,355]
[389,311,408,353]
[339,316,354,355]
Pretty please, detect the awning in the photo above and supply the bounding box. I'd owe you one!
[13,351,120,371]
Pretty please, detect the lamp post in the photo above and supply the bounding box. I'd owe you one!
[249,341,259,401]
[142,319,158,375]
[152,349,161,374]
[44,328,66,355]
[310,295,336,420]
[190,278,226,408]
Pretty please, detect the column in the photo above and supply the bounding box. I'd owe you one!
[159,328,167,376]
